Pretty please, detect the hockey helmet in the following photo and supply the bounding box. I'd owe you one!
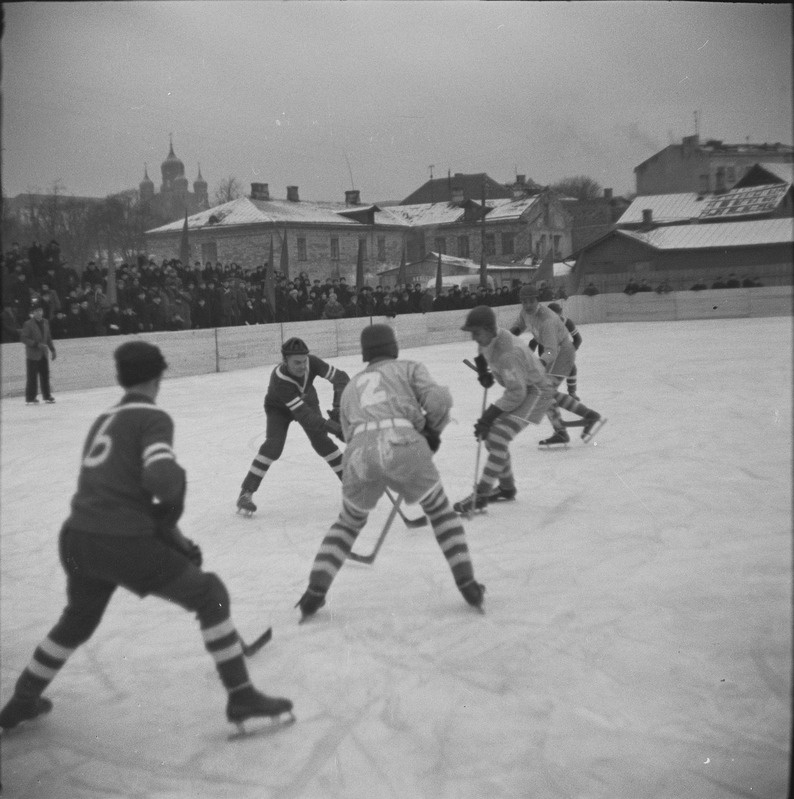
[460,305,496,333]
[114,341,168,388]
[281,337,310,357]
[361,324,398,362]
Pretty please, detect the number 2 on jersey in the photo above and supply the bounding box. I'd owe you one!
[357,371,387,408]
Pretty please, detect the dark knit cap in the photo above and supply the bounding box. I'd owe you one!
[281,337,310,357]
[548,302,562,314]
[460,305,496,333]
[115,341,168,388]
[361,324,398,362]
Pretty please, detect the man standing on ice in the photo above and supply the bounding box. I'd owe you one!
[236,337,348,515]
[0,341,293,736]
[510,284,605,447]
[296,324,485,621]
[454,305,557,514]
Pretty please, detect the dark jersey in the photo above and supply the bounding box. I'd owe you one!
[66,393,186,537]
[264,355,349,432]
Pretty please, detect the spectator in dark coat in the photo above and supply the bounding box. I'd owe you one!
[2,301,19,342]
[583,282,600,296]
[20,302,56,403]
[103,304,124,335]
[725,273,741,288]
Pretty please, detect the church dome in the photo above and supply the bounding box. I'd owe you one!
[161,136,185,188]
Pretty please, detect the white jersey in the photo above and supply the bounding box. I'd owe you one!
[340,358,452,439]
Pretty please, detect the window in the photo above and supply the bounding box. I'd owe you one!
[330,236,339,261]
[434,237,447,255]
[553,235,561,257]
[699,174,710,193]
[727,166,736,184]
[458,236,469,258]
[715,167,726,190]
[359,238,367,261]
[501,232,514,255]
[297,237,307,261]
[485,234,496,256]
[377,236,386,262]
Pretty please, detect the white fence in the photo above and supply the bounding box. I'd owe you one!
[2,286,790,398]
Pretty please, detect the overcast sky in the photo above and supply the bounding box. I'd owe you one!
[3,1,792,204]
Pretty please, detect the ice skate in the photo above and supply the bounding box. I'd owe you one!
[0,694,53,731]
[581,412,606,443]
[458,579,486,611]
[226,687,295,740]
[453,492,489,516]
[539,429,570,448]
[44,396,56,404]
[295,587,326,622]
[236,490,256,516]
[25,400,39,406]
[488,486,516,503]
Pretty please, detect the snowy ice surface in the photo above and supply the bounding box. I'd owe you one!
[1,316,790,799]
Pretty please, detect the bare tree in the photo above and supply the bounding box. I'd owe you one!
[214,176,243,205]
[550,176,603,201]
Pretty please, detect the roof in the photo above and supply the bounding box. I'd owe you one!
[617,180,791,226]
[699,184,790,220]
[735,162,794,187]
[147,196,362,233]
[400,172,511,205]
[618,217,794,251]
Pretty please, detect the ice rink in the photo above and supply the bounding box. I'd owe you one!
[1,315,791,799]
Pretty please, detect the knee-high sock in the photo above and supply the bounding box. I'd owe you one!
[241,453,276,493]
[309,499,368,593]
[322,448,344,480]
[421,484,475,588]
[12,635,77,699]
[479,416,523,493]
[554,392,593,417]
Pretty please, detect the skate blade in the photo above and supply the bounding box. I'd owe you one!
[236,508,255,517]
[538,442,569,450]
[582,418,607,444]
[228,712,296,741]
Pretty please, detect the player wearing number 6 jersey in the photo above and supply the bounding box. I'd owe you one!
[0,341,292,735]
[296,324,484,621]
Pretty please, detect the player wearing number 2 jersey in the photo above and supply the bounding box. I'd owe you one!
[296,324,484,621]
[0,341,292,735]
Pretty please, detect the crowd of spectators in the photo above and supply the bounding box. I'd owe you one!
[2,242,536,342]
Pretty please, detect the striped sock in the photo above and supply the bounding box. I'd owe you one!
[421,484,475,587]
[309,499,368,592]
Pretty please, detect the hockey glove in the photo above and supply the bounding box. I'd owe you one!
[327,407,341,424]
[158,525,203,567]
[474,404,503,441]
[150,478,186,530]
[509,325,521,336]
[473,354,494,389]
[324,418,345,442]
[421,426,441,453]
[529,339,538,352]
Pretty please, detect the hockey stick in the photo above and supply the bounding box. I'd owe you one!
[240,627,272,657]
[384,487,427,528]
[348,494,403,565]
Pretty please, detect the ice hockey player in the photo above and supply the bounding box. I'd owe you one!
[454,305,557,514]
[296,323,485,621]
[0,341,293,735]
[236,337,349,515]
[511,284,605,447]
[530,301,582,400]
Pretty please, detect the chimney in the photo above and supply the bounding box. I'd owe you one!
[516,175,526,185]
[250,182,270,201]
[451,186,465,204]
[641,209,653,227]
[345,189,361,206]
[287,186,300,202]
[604,187,613,200]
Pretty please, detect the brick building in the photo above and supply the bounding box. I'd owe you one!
[634,135,793,196]
[144,180,574,286]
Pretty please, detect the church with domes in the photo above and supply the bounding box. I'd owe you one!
[139,136,209,223]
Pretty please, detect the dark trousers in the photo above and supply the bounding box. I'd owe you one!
[25,357,52,402]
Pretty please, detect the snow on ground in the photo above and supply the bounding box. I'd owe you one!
[0,316,791,799]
